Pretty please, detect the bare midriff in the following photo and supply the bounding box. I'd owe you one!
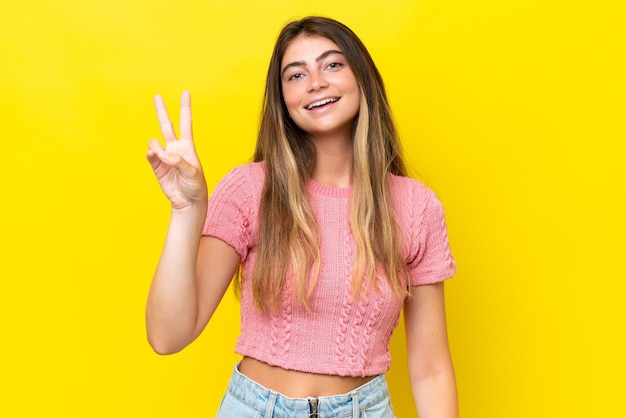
[238,357,377,398]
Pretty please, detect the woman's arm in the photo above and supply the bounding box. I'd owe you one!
[404,282,458,418]
[144,91,240,354]
[146,231,240,354]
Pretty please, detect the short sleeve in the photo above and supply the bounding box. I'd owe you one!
[407,190,456,286]
[202,166,256,261]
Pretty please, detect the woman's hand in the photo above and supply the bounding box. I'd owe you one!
[146,91,207,210]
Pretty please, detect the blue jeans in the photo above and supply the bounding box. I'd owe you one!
[216,364,395,418]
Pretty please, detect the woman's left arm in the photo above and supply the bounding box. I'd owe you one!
[404,282,458,418]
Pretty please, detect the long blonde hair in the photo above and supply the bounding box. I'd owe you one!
[250,16,409,312]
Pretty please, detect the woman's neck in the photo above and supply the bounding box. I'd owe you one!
[311,136,353,188]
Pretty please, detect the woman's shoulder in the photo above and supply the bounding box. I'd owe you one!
[388,172,435,201]
[387,172,449,224]
[215,161,265,190]
[209,161,265,205]
[224,160,265,179]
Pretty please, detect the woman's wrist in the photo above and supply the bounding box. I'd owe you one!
[169,202,208,227]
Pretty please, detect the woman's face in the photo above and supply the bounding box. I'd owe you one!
[280,35,360,141]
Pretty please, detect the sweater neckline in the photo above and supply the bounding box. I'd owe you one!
[306,178,351,198]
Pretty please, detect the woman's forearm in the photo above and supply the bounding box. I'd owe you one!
[412,368,458,418]
[146,204,207,354]
[413,372,459,418]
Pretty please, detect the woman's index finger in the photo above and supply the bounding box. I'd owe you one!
[179,90,193,140]
[154,94,177,143]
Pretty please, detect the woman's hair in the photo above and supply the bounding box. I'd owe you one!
[250,16,409,312]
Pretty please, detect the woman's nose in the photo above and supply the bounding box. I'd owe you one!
[307,71,328,92]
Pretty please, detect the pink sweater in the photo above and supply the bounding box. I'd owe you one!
[203,162,455,377]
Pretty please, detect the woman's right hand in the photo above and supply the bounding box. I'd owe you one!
[146,91,207,210]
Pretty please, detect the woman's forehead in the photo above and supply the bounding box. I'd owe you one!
[281,35,342,67]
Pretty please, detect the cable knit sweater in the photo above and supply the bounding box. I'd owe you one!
[202,162,455,377]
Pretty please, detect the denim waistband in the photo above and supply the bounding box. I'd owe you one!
[225,363,389,417]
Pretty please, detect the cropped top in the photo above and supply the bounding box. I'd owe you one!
[202,162,455,377]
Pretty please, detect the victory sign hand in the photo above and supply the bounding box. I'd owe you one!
[146,91,207,210]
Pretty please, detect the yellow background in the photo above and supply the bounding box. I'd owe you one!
[1,0,624,416]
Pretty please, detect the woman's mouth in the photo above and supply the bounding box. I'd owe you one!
[305,97,340,110]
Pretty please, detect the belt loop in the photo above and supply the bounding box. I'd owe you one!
[265,390,277,418]
[352,390,360,417]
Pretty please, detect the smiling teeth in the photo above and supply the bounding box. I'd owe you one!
[306,98,338,110]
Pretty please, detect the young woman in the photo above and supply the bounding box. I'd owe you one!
[146,16,457,418]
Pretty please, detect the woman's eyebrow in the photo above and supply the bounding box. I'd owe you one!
[316,49,344,62]
[281,50,344,77]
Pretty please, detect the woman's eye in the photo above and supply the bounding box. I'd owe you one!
[327,62,343,70]
[288,73,303,81]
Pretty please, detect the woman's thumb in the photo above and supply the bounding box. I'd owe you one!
[160,151,198,179]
